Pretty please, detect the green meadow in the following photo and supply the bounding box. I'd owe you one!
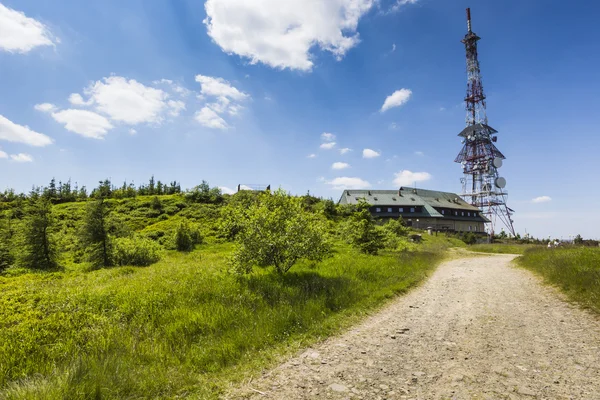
[0,191,454,399]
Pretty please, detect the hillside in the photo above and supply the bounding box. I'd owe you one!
[0,190,461,399]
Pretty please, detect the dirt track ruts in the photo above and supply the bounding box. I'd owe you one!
[226,254,600,399]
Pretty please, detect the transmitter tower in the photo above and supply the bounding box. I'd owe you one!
[454,8,516,236]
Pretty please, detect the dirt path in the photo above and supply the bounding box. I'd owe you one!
[226,254,600,399]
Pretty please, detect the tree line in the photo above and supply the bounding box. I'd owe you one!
[0,176,183,204]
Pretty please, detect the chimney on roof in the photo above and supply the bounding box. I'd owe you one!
[346,190,350,196]
[368,190,372,196]
[412,188,417,194]
[398,188,403,196]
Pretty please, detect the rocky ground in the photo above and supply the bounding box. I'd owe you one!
[226,254,600,399]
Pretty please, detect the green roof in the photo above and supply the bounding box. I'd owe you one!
[338,187,489,222]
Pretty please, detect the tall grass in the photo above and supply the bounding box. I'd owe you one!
[0,243,442,399]
[517,247,600,313]
[469,243,541,254]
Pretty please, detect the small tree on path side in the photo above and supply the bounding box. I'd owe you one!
[230,189,331,275]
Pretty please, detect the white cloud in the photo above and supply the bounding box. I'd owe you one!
[0,148,7,158]
[321,132,336,142]
[389,0,418,13]
[68,93,92,106]
[204,0,375,71]
[414,151,424,156]
[391,43,396,52]
[381,88,412,112]
[532,196,552,204]
[307,153,317,158]
[129,128,137,135]
[0,3,55,53]
[362,148,380,158]
[153,79,191,97]
[339,147,352,154]
[0,114,53,146]
[34,103,56,113]
[195,75,249,129]
[439,107,446,111]
[167,100,186,117]
[389,122,398,130]
[10,153,33,162]
[51,109,113,139]
[196,75,249,102]
[332,162,350,170]
[393,170,432,186]
[327,177,371,190]
[219,186,236,195]
[195,106,228,130]
[320,142,336,150]
[78,76,168,125]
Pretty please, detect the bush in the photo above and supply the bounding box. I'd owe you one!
[174,220,202,252]
[461,232,477,245]
[382,218,408,237]
[151,196,162,211]
[340,202,384,255]
[113,237,162,266]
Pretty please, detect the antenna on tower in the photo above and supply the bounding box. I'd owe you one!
[466,8,472,32]
[454,8,516,238]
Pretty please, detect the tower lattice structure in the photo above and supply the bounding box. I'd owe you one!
[454,8,516,236]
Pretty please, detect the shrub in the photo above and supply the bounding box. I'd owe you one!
[113,237,162,266]
[382,218,408,237]
[461,232,477,245]
[341,202,384,255]
[151,196,163,211]
[174,220,202,252]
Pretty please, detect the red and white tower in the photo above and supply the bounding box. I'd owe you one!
[454,8,516,236]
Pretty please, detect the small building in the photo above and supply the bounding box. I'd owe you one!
[338,187,488,233]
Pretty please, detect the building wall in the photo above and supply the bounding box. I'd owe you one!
[373,214,485,233]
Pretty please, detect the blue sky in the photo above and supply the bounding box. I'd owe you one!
[1,0,599,239]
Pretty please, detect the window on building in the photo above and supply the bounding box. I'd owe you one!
[399,207,404,212]
[468,212,471,217]
[410,207,415,213]
[475,225,478,232]
[441,210,445,215]
[454,211,458,216]
[375,208,381,213]
[461,211,465,216]
[469,226,472,231]
[387,208,392,213]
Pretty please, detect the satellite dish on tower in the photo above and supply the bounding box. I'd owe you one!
[493,157,503,168]
[495,177,506,189]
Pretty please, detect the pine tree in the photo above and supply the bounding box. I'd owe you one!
[79,198,112,268]
[18,195,57,270]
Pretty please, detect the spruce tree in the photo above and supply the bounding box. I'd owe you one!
[79,197,112,268]
[19,196,57,270]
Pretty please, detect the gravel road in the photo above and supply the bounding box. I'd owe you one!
[227,254,600,399]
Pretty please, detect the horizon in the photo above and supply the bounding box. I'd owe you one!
[1,0,599,239]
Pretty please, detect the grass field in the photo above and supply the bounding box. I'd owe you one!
[0,241,444,399]
[517,247,600,314]
[469,243,542,254]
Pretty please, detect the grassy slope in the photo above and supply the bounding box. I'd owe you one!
[0,197,457,399]
[517,247,600,314]
[468,243,542,254]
